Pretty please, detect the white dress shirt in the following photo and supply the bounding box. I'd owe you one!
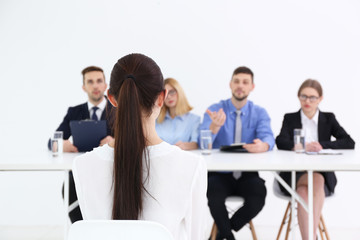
[73,142,208,240]
[301,109,319,143]
[87,97,106,120]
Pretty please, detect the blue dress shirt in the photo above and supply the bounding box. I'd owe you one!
[156,112,201,145]
[199,99,275,150]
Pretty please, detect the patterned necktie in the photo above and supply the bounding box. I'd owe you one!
[91,106,99,121]
[235,110,242,143]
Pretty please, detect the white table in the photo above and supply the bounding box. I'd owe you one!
[193,149,360,240]
[0,150,81,240]
[2,149,359,240]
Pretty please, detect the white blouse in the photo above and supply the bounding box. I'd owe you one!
[301,109,319,143]
[72,141,208,240]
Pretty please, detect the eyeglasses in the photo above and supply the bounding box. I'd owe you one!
[299,95,319,102]
[167,89,177,97]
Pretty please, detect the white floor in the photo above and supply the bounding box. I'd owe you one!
[0,224,359,240]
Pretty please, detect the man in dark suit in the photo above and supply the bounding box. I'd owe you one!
[49,66,115,223]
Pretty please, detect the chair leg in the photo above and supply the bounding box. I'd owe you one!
[284,207,292,240]
[210,222,217,240]
[318,216,324,240]
[320,215,330,240]
[249,220,258,240]
[319,223,325,240]
[276,202,331,240]
[277,202,291,240]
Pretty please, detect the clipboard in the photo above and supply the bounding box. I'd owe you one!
[220,143,248,153]
[70,120,107,152]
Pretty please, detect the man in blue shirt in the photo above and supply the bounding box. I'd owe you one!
[200,66,274,240]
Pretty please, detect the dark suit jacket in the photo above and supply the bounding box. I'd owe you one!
[48,98,115,150]
[276,110,355,193]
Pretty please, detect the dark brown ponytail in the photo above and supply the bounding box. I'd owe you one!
[108,54,164,220]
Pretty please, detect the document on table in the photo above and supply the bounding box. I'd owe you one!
[306,149,342,155]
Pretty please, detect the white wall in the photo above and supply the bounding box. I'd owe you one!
[0,0,359,230]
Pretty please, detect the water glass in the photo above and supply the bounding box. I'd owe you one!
[200,130,212,155]
[51,131,63,156]
[293,129,305,153]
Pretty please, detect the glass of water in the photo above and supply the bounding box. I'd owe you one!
[51,131,63,156]
[200,130,212,155]
[293,129,305,153]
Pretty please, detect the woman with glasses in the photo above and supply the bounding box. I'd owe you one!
[276,79,355,240]
[156,78,200,150]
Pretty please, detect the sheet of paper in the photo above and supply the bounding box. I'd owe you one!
[305,149,342,155]
[318,149,342,155]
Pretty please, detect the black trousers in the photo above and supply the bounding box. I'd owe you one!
[207,172,267,239]
[62,171,83,223]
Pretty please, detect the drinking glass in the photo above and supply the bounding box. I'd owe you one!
[200,130,212,155]
[51,131,63,156]
[294,129,305,153]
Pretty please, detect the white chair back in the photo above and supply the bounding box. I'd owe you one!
[273,178,292,200]
[68,220,175,240]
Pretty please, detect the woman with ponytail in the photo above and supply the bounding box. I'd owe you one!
[72,53,208,240]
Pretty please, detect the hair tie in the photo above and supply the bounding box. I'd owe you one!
[127,74,135,80]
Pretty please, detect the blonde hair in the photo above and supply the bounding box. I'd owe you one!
[157,78,193,123]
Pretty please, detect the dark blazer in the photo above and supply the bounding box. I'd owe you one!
[48,98,115,149]
[276,110,355,193]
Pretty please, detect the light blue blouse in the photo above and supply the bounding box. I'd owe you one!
[156,112,201,145]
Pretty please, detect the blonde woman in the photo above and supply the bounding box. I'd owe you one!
[156,78,200,150]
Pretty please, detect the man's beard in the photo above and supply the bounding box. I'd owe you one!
[232,93,248,102]
[90,95,103,103]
